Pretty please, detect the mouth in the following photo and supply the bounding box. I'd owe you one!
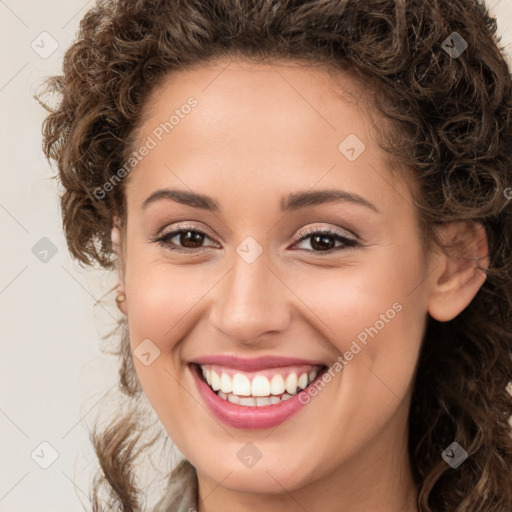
[189,360,329,429]
[195,363,325,406]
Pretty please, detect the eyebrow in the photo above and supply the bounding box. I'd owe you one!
[281,189,378,213]
[142,188,219,211]
[142,188,379,213]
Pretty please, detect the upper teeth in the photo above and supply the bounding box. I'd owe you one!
[199,364,320,397]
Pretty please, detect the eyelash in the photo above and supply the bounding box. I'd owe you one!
[151,223,360,255]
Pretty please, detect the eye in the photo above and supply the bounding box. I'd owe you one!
[152,224,219,254]
[291,227,360,253]
[151,224,360,255]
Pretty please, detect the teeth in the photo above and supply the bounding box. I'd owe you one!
[232,373,252,396]
[211,370,221,391]
[199,364,323,405]
[220,373,232,393]
[251,375,270,396]
[227,394,240,405]
[256,396,271,406]
[215,391,296,406]
[297,372,308,390]
[239,396,257,406]
[285,373,298,394]
[270,374,285,395]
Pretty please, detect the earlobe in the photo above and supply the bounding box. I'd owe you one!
[427,221,489,322]
[111,218,128,315]
[115,290,127,315]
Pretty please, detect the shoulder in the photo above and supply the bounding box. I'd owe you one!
[152,459,198,512]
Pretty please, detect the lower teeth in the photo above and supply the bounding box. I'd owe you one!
[216,390,294,406]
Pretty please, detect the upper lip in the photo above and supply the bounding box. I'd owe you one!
[190,354,326,372]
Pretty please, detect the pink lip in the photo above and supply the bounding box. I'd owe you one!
[189,363,324,429]
[190,354,326,372]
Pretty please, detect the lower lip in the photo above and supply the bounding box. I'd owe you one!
[190,363,320,429]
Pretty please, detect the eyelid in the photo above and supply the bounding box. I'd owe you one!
[152,221,361,255]
[294,224,358,243]
[153,222,219,249]
[156,221,216,240]
[156,222,358,242]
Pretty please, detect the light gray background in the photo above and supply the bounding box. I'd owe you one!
[1,1,511,511]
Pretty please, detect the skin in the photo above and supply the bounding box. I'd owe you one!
[111,57,489,512]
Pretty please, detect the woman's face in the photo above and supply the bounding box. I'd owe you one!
[116,58,433,501]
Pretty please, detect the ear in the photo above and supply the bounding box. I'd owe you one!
[111,217,127,315]
[427,220,489,322]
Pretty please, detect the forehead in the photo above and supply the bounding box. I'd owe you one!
[125,57,408,216]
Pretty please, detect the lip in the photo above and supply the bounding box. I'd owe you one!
[189,362,326,429]
[190,354,326,372]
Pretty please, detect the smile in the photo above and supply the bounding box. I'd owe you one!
[199,364,321,406]
[189,356,329,429]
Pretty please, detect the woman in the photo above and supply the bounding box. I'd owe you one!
[40,0,512,510]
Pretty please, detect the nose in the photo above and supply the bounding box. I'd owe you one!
[209,251,292,345]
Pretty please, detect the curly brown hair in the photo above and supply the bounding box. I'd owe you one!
[40,0,512,510]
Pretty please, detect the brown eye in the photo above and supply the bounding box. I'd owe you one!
[176,230,205,249]
[153,226,218,254]
[293,228,359,253]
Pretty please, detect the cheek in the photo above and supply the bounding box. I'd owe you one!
[283,247,427,385]
[285,249,423,336]
[124,261,209,346]
[122,261,206,429]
